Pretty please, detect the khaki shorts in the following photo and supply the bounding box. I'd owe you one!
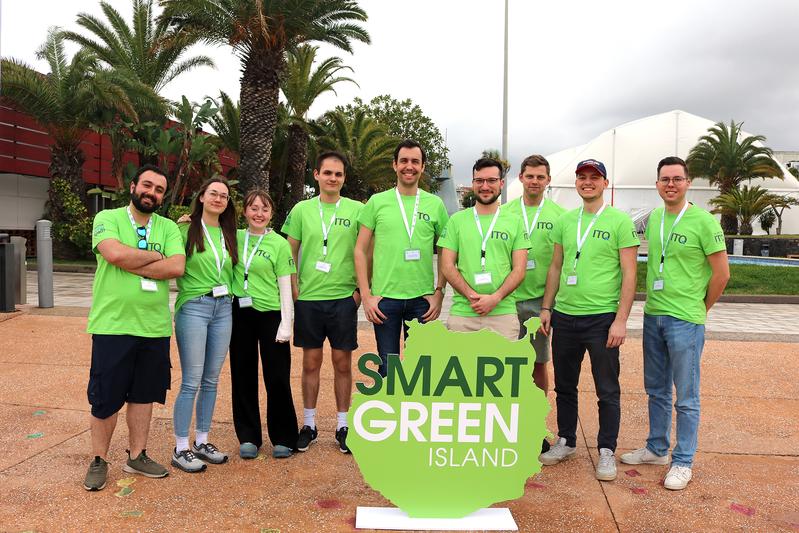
[516,297,551,364]
[446,314,520,341]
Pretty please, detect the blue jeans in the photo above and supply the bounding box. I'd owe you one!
[373,296,431,376]
[173,295,233,439]
[643,313,705,467]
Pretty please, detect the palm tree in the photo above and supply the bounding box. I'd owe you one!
[687,120,782,234]
[282,44,357,206]
[315,109,397,200]
[1,29,149,220]
[159,0,370,193]
[767,194,799,235]
[209,91,240,158]
[62,0,214,183]
[710,185,776,235]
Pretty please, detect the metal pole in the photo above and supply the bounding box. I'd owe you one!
[36,220,54,308]
[501,0,509,202]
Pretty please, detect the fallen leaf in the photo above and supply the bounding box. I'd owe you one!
[115,487,134,498]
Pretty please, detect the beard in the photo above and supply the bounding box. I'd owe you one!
[475,192,501,205]
[131,189,161,214]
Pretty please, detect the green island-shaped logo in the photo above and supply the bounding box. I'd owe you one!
[347,318,550,518]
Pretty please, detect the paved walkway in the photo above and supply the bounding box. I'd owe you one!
[21,271,799,341]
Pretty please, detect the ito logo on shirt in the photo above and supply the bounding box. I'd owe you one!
[347,319,550,518]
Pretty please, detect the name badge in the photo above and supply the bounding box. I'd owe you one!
[526,259,536,270]
[238,296,253,308]
[566,275,578,286]
[140,278,158,292]
[404,249,421,261]
[212,285,229,297]
[653,279,665,291]
[315,261,332,273]
[474,272,493,285]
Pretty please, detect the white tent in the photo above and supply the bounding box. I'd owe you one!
[507,110,799,234]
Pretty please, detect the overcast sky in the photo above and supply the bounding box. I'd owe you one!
[2,0,798,184]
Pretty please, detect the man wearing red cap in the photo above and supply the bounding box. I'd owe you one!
[538,159,639,482]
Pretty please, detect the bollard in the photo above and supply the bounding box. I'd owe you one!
[10,236,27,305]
[36,220,54,308]
[0,233,14,312]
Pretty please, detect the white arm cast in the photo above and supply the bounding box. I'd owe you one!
[276,275,294,342]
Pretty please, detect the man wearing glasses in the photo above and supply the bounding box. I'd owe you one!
[438,157,529,339]
[538,159,639,482]
[620,157,729,490]
[83,165,185,491]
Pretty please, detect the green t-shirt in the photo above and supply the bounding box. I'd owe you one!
[551,205,640,315]
[175,223,235,311]
[232,229,296,312]
[644,205,726,324]
[504,198,566,301]
[437,207,530,317]
[87,207,184,337]
[358,188,449,299]
[281,196,362,301]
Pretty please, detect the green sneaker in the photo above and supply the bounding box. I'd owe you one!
[84,456,108,491]
[122,449,169,478]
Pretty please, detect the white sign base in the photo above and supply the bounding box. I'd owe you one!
[355,506,518,531]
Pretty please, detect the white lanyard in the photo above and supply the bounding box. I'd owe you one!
[473,206,501,271]
[658,202,689,274]
[573,203,606,271]
[521,197,545,238]
[242,229,267,291]
[201,219,227,281]
[126,206,152,243]
[395,187,420,246]
[318,197,341,257]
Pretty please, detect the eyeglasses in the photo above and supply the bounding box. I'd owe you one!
[657,177,687,184]
[473,178,501,186]
[136,226,147,250]
[206,191,229,201]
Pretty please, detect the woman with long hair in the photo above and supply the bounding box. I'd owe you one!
[230,190,299,459]
[172,177,239,473]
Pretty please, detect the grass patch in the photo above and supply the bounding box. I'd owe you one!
[636,262,799,295]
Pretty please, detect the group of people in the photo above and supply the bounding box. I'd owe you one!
[82,138,729,496]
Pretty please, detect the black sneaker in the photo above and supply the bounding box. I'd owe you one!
[83,456,108,491]
[541,438,551,454]
[336,427,351,454]
[296,425,318,451]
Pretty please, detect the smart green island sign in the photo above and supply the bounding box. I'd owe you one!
[347,318,550,519]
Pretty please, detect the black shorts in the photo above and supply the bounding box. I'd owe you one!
[293,296,359,351]
[87,335,171,419]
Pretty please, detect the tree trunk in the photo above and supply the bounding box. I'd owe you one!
[287,123,308,207]
[239,49,284,193]
[48,141,86,220]
[739,220,753,235]
[717,181,739,234]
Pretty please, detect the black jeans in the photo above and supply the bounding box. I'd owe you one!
[551,310,620,451]
[230,301,298,449]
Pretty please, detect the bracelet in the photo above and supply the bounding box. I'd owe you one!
[540,307,552,312]
[435,287,445,294]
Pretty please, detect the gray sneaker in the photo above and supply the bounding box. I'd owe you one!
[122,450,168,478]
[83,456,108,491]
[171,448,207,473]
[596,448,617,481]
[620,447,669,465]
[539,437,576,465]
[192,441,228,464]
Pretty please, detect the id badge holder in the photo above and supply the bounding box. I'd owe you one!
[474,271,493,285]
[238,296,253,308]
[404,249,421,261]
[140,278,158,292]
[212,285,229,297]
[566,274,578,286]
[653,279,665,291]
[526,259,536,270]
[315,260,332,273]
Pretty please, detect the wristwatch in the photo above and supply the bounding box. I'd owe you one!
[434,286,446,295]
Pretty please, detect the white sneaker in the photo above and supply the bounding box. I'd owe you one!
[664,465,692,490]
[620,447,669,465]
[595,448,617,481]
[539,437,576,465]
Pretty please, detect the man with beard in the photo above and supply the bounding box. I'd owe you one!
[83,165,185,491]
[438,157,529,339]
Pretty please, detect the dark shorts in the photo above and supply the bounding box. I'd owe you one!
[87,334,171,419]
[293,296,359,351]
